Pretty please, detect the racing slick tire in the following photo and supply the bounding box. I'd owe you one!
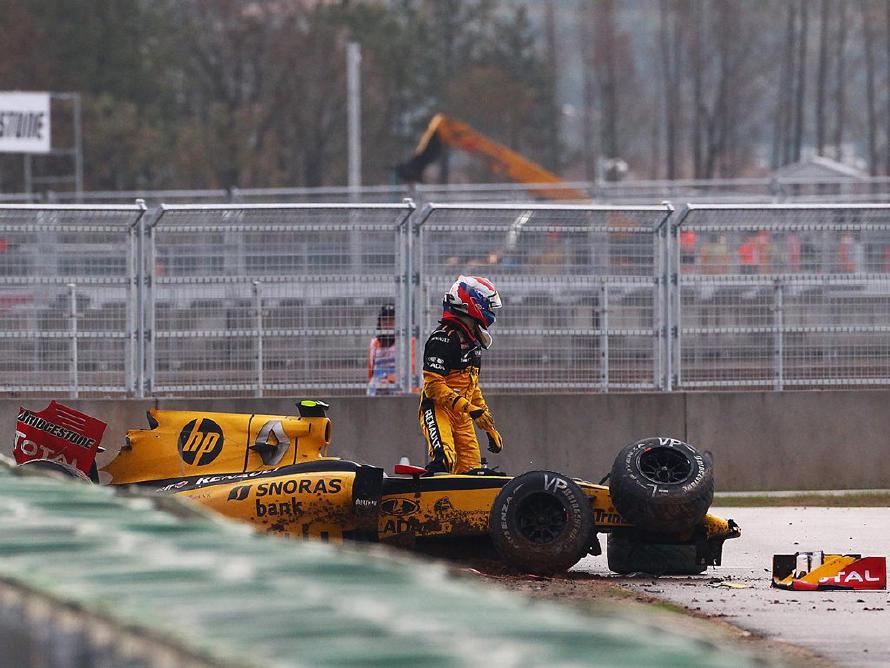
[609,438,713,535]
[17,458,93,482]
[489,471,593,575]
[606,530,706,576]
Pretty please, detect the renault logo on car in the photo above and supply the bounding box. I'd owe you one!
[380,497,419,516]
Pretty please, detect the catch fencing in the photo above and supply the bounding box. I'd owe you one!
[670,204,890,390]
[3,201,890,397]
[147,203,413,396]
[0,204,144,397]
[412,204,672,391]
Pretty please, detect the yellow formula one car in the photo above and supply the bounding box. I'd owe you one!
[91,400,740,575]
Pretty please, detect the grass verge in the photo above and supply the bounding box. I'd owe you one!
[714,492,890,507]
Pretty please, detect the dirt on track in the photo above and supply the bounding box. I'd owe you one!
[454,559,834,668]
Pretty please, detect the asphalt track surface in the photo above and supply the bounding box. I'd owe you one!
[574,507,890,667]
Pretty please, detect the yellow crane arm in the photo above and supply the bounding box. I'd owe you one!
[396,114,585,201]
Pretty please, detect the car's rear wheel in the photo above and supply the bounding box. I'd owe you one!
[606,529,705,575]
[609,438,713,535]
[489,471,593,575]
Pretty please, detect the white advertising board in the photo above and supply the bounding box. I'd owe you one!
[0,92,51,154]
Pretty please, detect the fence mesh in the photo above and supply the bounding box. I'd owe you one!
[415,204,672,391]
[0,205,142,396]
[149,204,412,396]
[4,202,890,397]
[673,205,890,389]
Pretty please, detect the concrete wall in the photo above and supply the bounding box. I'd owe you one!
[4,390,888,491]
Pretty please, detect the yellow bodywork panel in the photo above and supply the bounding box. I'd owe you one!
[577,481,633,529]
[378,483,500,542]
[181,471,357,540]
[103,408,331,484]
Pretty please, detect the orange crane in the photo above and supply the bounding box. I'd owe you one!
[395,113,586,201]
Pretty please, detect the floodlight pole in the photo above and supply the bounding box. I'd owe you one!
[347,41,362,196]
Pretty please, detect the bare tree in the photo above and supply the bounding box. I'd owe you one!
[815,0,830,155]
[543,0,560,171]
[593,0,619,164]
[773,2,796,167]
[833,1,848,160]
[792,0,808,163]
[689,0,704,177]
[659,0,679,179]
[886,1,890,175]
[579,1,597,181]
[861,1,879,175]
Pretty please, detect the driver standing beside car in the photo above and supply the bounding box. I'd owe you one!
[420,275,504,474]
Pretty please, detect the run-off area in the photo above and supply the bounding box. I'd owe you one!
[574,507,890,668]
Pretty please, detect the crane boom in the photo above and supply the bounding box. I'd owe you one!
[395,114,586,201]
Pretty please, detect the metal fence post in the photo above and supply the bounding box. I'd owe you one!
[146,210,158,397]
[253,280,263,397]
[396,200,415,394]
[68,283,78,399]
[131,200,148,398]
[656,202,674,391]
[599,282,609,392]
[412,205,431,393]
[667,205,688,392]
[127,217,136,396]
[773,278,784,391]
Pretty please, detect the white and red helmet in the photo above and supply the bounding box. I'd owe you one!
[443,275,502,330]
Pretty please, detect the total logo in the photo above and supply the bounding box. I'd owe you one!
[178,418,224,466]
[14,431,77,468]
[819,571,883,585]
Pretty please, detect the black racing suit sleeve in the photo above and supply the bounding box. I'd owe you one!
[422,330,461,408]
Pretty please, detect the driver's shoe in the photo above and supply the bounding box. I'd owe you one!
[423,458,449,475]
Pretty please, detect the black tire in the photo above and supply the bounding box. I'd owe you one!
[18,458,90,481]
[489,471,594,575]
[609,437,713,535]
[607,530,705,576]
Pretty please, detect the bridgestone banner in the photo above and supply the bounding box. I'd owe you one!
[0,92,51,153]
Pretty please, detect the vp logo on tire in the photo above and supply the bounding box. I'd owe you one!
[178,418,224,466]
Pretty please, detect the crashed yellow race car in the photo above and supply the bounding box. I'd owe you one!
[16,400,739,575]
[90,400,738,575]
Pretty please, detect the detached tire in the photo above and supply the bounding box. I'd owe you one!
[609,437,713,535]
[607,530,705,576]
[489,471,593,575]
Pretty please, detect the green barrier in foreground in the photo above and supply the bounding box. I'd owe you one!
[0,465,762,668]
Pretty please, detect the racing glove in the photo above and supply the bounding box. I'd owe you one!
[472,409,496,434]
[452,394,485,417]
[485,429,503,454]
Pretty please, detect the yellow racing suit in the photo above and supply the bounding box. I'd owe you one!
[419,318,490,473]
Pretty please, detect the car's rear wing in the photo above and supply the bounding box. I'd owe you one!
[14,401,107,480]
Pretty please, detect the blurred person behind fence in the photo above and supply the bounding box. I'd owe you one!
[367,304,398,396]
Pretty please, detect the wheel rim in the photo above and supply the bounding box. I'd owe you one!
[638,447,692,484]
[516,493,568,545]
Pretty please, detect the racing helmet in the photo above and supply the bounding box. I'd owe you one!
[443,275,502,330]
